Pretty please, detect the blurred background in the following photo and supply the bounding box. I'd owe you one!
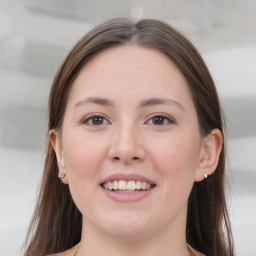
[0,0,255,255]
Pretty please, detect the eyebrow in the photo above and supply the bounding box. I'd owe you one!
[74,97,184,111]
[139,98,184,111]
[74,97,114,108]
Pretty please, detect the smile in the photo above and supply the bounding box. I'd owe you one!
[102,180,154,193]
[100,173,157,201]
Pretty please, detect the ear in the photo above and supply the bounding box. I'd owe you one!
[194,128,223,182]
[49,129,69,184]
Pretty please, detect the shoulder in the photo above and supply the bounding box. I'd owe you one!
[47,252,69,256]
[47,243,79,256]
[188,244,206,256]
[47,251,71,256]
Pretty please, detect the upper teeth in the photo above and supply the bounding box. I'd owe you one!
[103,180,152,191]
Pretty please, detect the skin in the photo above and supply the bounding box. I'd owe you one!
[50,46,222,256]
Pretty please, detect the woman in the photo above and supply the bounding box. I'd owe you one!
[23,18,235,256]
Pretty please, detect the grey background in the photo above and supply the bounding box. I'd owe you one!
[0,0,255,255]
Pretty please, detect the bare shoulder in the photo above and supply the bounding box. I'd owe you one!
[47,243,79,256]
[47,251,71,256]
[47,250,73,256]
[188,244,206,256]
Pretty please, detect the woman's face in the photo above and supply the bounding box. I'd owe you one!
[53,46,207,239]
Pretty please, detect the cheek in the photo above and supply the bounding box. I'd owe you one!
[148,132,201,185]
[61,132,109,213]
[62,132,108,178]
[143,133,200,223]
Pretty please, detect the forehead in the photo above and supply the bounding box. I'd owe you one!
[67,46,193,107]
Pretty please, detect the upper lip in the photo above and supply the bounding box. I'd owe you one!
[100,173,156,185]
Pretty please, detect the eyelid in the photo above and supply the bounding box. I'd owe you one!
[145,113,176,125]
[81,114,111,126]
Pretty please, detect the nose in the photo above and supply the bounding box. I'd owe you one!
[108,124,146,164]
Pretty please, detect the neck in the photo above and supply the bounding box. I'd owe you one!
[77,214,191,256]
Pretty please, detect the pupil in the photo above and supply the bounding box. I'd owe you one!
[93,117,103,125]
[153,116,164,125]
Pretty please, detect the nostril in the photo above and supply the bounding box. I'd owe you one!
[111,156,141,162]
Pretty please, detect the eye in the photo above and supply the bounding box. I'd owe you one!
[147,114,175,126]
[82,115,110,126]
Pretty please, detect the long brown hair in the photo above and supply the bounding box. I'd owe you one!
[23,18,234,256]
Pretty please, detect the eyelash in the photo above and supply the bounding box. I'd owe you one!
[82,115,110,126]
[146,114,175,126]
[81,114,175,126]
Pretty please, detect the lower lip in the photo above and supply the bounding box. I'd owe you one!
[101,187,155,202]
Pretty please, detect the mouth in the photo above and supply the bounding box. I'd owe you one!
[101,180,156,193]
[100,173,157,201]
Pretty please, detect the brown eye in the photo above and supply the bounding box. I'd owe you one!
[147,115,174,126]
[91,116,104,125]
[152,116,165,125]
[83,115,109,126]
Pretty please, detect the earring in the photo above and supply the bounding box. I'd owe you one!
[59,172,66,179]
[204,173,208,179]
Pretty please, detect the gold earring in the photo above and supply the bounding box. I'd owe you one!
[59,172,66,179]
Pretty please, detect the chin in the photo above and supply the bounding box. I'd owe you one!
[101,212,153,239]
[107,226,151,241]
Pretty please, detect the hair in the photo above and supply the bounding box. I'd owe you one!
[23,18,234,256]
